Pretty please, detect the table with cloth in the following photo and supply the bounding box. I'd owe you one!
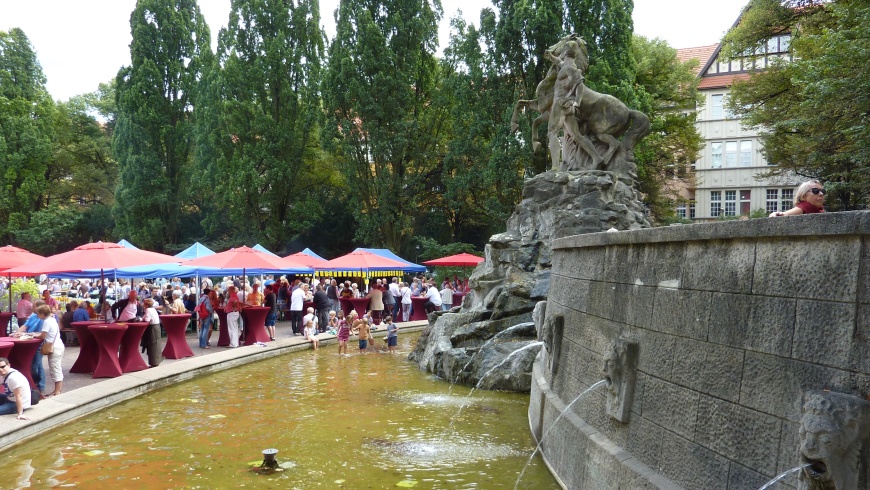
[160,314,195,359]
[118,321,149,373]
[0,337,41,388]
[409,296,429,321]
[86,324,127,378]
[241,306,271,345]
[215,307,230,347]
[70,321,102,374]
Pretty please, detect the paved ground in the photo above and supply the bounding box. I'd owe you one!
[0,318,428,446]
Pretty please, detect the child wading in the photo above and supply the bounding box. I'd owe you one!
[384,315,398,353]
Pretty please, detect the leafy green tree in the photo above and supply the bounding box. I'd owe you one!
[0,28,56,242]
[204,0,332,251]
[113,0,212,250]
[722,0,870,210]
[630,35,703,221]
[323,0,444,252]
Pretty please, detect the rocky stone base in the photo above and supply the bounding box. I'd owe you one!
[408,170,650,391]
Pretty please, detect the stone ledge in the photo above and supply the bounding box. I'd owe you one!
[553,211,870,250]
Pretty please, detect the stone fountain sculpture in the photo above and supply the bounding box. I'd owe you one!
[409,34,651,391]
[601,338,639,423]
[799,391,870,490]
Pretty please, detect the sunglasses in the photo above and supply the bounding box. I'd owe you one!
[0,364,8,369]
[810,188,825,195]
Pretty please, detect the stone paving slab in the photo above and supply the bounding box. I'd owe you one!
[0,319,427,449]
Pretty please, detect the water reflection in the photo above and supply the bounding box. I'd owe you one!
[0,337,558,489]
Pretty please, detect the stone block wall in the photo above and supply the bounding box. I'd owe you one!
[530,211,870,489]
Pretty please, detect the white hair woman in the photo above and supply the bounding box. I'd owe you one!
[769,180,826,217]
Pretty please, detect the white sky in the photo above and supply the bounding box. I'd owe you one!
[1,0,747,102]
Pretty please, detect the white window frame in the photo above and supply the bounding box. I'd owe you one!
[725,141,738,167]
[766,189,779,213]
[711,191,722,217]
[724,190,737,216]
[711,142,723,168]
[740,141,752,167]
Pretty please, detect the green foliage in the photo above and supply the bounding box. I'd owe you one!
[416,236,479,280]
[113,0,212,250]
[723,0,870,210]
[0,28,56,242]
[200,0,332,252]
[323,0,444,252]
[0,278,40,313]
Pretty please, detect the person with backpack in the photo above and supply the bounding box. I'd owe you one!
[0,357,31,420]
[196,288,214,349]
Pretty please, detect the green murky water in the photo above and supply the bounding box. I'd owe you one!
[0,337,559,489]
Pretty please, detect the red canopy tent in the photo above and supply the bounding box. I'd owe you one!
[4,241,179,277]
[319,250,410,278]
[422,253,484,267]
[0,245,46,315]
[284,251,329,269]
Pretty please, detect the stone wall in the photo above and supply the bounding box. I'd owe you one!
[531,211,870,490]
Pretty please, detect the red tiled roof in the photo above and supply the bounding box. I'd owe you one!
[676,44,719,75]
[698,72,752,89]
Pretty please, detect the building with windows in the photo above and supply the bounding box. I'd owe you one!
[676,17,800,221]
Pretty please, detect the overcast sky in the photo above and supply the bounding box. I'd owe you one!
[1,0,747,102]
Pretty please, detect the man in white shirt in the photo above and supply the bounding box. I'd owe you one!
[0,357,31,420]
[289,284,306,335]
[423,285,442,314]
[389,277,401,319]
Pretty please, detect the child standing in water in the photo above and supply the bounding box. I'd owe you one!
[337,310,351,356]
[353,314,371,353]
[384,315,398,353]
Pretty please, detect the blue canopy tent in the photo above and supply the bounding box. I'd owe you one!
[252,244,279,256]
[353,248,426,273]
[117,239,139,250]
[300,248,326,261]
[174,242,216,260]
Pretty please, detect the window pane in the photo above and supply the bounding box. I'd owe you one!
[767,38,778,53]
[780,35,790,52]
[711,142,723,168]
[711,191,721,217]
[766,188,779,213]
[740,141,752,167]
[725,141,738,167]
[781,189,794,210]
[711,94,724,119]
[677,204,686,218]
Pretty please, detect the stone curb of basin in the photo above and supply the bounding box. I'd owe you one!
[0,321,429,451]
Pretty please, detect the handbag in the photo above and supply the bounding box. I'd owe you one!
[40,340,53,355]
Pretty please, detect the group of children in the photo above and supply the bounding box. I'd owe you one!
[303,309,398,355]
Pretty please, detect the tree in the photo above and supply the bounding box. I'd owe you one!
[630,35,703,221]
[722,0,870,210]
[113,0,212,250]
[203,0,333,251]
[323,0,444,253]
[0,28,56,242]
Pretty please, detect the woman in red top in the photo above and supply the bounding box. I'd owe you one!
[769,180,825,217]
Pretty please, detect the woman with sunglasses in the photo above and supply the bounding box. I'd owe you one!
[769,180,826,217]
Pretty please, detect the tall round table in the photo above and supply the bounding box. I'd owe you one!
[118,321,149,373]
[215,307,230,347]
[409,296,429,321]
[348,298,371,317]
[339,298,354,317]
[0,312,13,336]
[71,321,101,374]
[0,337,41,388]
[160,314,195,359]
[86,324,126,378]
[452,292,465,308]
[0,341,12,359]
[302,301,316,314]
[242,306,271,345]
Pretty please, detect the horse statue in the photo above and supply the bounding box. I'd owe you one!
[509,35,585,153]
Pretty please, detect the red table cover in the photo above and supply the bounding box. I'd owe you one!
[160,314,195,359]
[339,298,354,317]
[71,321,101,373]
[0,337,41,389]
[86,324,126,378]
[0,312,13,336]
[242,306,271,345]
[409,297,429,321]
[348,298,370,317]
[215,307,230,347]
[118,321,149,373]
[452,292,465,308]
[0,341,14,360]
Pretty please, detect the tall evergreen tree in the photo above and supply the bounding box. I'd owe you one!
[0,28,56,242]
[113,0,211,250]
[204,0,330,250]
[323,0,444,252]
